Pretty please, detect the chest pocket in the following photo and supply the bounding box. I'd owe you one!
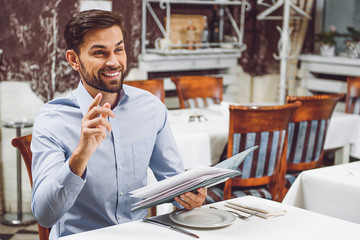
[132,137,155,180]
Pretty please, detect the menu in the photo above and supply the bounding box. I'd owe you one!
[130,146,258,212]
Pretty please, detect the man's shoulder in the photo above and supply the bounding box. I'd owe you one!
[37,92,79,115]
[123,84,163,106]
[34,92,81,134]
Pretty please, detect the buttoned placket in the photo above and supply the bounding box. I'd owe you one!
[109,116,124,223]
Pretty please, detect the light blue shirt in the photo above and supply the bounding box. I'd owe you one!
[31,82,184,239]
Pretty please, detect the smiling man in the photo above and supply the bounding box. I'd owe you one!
[31,10,206,239]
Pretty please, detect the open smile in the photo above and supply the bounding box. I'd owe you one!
[102,71,120,78]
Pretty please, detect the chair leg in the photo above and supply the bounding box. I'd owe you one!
[150,206,157,216]
[223,179,232,200]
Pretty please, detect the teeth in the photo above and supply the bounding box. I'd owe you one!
[104,72,119,77]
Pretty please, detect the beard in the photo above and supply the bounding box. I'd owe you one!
[79,60,125,93]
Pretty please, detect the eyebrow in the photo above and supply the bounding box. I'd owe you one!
[89,40,124,50]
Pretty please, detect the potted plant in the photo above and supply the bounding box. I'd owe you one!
[315,25,339,56]
[342,26,360,58]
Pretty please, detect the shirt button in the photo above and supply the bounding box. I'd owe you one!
[119,192,123,196]
[116,139,119,143]
[119,165,122,170]
[118,216,121,220]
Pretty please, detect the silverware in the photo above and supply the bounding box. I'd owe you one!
[143,218,199,239]
[224,204,258,217]
[209,206,255,220]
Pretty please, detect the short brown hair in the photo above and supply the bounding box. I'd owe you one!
[64,10,127,54]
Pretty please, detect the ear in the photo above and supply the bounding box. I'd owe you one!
[66,49,80,71]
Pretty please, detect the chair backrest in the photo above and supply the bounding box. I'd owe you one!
[11,134,50,240]
[124,79,165,103]
[171,76,223,109]
[223,102,301,201]
[345,76,360,114]
[286,94,343,172]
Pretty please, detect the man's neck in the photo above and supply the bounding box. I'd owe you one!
[99,92,120,109]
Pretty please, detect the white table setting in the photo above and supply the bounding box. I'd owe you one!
[282,161,360,224]
[59,195,360,240]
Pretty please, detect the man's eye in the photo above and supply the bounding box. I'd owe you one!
[115,48,123,53]
[93,51,104,55]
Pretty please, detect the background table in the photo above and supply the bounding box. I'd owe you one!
[282,161,360,224]
[324,112,360,163]
[59,196,360,240]
[169,106,229,166]
[169,105,360,167]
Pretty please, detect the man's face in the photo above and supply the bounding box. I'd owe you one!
[77,26,127,93]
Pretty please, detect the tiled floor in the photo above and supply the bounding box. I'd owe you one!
[0,221,38,240]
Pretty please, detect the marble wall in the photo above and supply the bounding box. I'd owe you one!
[0,0,79,102]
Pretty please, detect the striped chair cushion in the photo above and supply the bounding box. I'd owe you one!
[285,172,301,188]
[347,97,360,114]
[287,119,329,164]
[206,186,272,204]
[233,130,286,179]
[185,97,219,108]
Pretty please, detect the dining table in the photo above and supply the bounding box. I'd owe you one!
[168,103,360,167]
[58,195,360,240]
[282,161,360,224]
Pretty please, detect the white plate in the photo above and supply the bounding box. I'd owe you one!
[169,208,236,228]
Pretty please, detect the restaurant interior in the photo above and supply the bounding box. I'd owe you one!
[1,0,360,239]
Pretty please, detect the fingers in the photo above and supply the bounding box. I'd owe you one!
[82,117,111,135]
[100,103,113,132]
[87,93,115,119]
[175,188,207,210]
[87,104,115,121]
[84,93,115,132]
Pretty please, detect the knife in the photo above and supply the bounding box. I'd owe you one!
[143,218,199,238]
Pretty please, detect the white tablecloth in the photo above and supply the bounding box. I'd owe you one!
[324,112,360,158]
[59,196,360,240]
[169,106,229,166]
[282,161,360,224]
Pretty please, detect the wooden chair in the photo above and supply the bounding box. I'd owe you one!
[11,134,50,240]
[206,102,300,203]
[284,94,343,195]
[171,76,223,109]
[345,76,360,114]
[124,79,165,103]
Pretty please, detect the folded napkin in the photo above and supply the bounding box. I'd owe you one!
[226,201,287,219]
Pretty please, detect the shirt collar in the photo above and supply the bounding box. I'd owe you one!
[74,81,127,117]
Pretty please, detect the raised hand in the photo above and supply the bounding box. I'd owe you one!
[69,93,115,176]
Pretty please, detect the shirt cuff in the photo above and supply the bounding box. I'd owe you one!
[56,161,86,193]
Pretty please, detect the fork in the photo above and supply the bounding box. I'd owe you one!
[209,206,254,220]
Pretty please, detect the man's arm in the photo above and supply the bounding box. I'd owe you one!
[31,93,115,227]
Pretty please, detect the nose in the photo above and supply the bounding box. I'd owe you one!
[105,53,119,68]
